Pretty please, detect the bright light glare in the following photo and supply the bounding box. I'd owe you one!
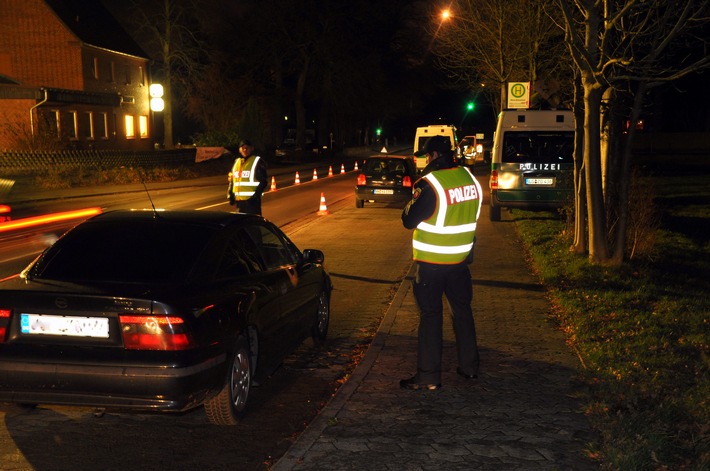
[0,208,102,233]
[441,9,450,20]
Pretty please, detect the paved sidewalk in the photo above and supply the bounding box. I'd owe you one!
[273,208,599,470]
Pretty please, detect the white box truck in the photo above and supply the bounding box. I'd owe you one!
[413,125,458,172]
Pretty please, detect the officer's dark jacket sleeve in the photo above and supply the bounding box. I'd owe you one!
[254,158,268,196]
[401,178,436,229]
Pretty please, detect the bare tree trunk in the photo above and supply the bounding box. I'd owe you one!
[611,82,647,264]
[582,79,610,263]
[160,0,174,149]
[295,55,310,151]
[571,75,586,254]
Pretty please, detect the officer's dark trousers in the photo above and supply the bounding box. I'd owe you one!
[412,261,480,384]
[235,197,261,215]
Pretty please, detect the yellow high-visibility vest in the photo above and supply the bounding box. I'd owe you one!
[413,166,482,264]
[230,155,262,200]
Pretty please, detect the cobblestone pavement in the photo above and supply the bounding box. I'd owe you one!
[273,205,600,471]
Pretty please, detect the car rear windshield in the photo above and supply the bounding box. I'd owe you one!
[501,131,574,164]
[364,158,409,175]
[33,220,216,283]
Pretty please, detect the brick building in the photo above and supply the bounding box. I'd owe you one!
[0,0,154,151]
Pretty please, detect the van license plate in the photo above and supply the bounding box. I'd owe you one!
[374,189,394,194]
[526,178,554,186]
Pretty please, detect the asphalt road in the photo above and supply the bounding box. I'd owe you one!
[0,166,418,471]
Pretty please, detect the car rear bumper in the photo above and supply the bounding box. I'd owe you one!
[491,189,572,209]
[0,353,226,412]
[355,187,412,204]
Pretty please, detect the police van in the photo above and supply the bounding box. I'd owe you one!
[489,109,574,221]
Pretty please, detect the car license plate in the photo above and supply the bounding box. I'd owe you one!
[21,313,110,338]
[525,178,554,186]
[373,189,394,195]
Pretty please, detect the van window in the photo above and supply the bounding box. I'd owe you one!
[502,131,574,164]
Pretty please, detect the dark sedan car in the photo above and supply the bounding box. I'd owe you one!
[0,210,332,425]
[354,155,415,208]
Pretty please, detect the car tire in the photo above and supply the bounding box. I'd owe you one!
[489,203,501,221]
[204,336,251,425]
[355,198,364,208]
[311,288,330,344]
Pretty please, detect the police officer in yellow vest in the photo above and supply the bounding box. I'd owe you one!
[228,139,268,215]
[400,135,483,390]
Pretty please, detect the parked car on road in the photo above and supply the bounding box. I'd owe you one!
[355,155,415,208]
[0,210,332,425]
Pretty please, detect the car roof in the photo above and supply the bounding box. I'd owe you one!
[86,209,264,228]
[367,155,410,161]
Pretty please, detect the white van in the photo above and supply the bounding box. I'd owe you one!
[413,125,458,171]
[489,110,575,221]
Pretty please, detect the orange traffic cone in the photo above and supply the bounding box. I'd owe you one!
[295,171,301,185]
[270,176,277,191]
[317,192,330,216]
[312,168,318,180]
[354,161,359,171]
[328,165,333,177]
[340,163,345,174]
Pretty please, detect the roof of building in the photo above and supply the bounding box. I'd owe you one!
[44,0,149,59]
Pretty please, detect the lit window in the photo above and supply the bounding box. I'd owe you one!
[48,110,60,138]
[125,115,135,138]
[82,112,94,139]
[97,113,108,139]
[67,111,78,139]
[139,115,148,138]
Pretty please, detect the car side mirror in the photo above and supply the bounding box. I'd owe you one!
[302,249,324,264]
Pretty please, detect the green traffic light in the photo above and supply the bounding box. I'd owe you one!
[466,102,475,111]
[376,128,382,136]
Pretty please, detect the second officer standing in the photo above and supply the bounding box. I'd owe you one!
[400,135,483,390]
[227,139,268,215]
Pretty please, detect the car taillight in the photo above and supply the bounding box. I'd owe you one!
[490,170,498,190]
[0,308,11,342]
[356,174,366,186]
[403,175,412,187]
[119,315,195,350]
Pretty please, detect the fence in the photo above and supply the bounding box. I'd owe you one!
[0,148,198,172]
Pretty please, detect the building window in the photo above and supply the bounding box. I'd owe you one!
[82,112,94,139]
[139,66,145,86]
[124,64,131,85]
[91,57,99,80]
[110,61,116,82]
[139,115,149,138]
[67,111,78,139]
[47,110,60,139]
[125,115,135,138]
[97,112,108,139]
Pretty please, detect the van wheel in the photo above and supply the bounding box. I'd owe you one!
[356,198,364,208]
[489,204,501,221]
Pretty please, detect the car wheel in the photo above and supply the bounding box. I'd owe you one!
[355,198,364,208]
[311,288,330,344]
[489,203,501,221]
[204,336,251,425]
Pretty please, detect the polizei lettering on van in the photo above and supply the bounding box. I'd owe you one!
[518,163,561,171]
[447,184,479,205]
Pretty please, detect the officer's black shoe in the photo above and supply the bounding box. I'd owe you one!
[456,367,478,380]
[399,376,441,391]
